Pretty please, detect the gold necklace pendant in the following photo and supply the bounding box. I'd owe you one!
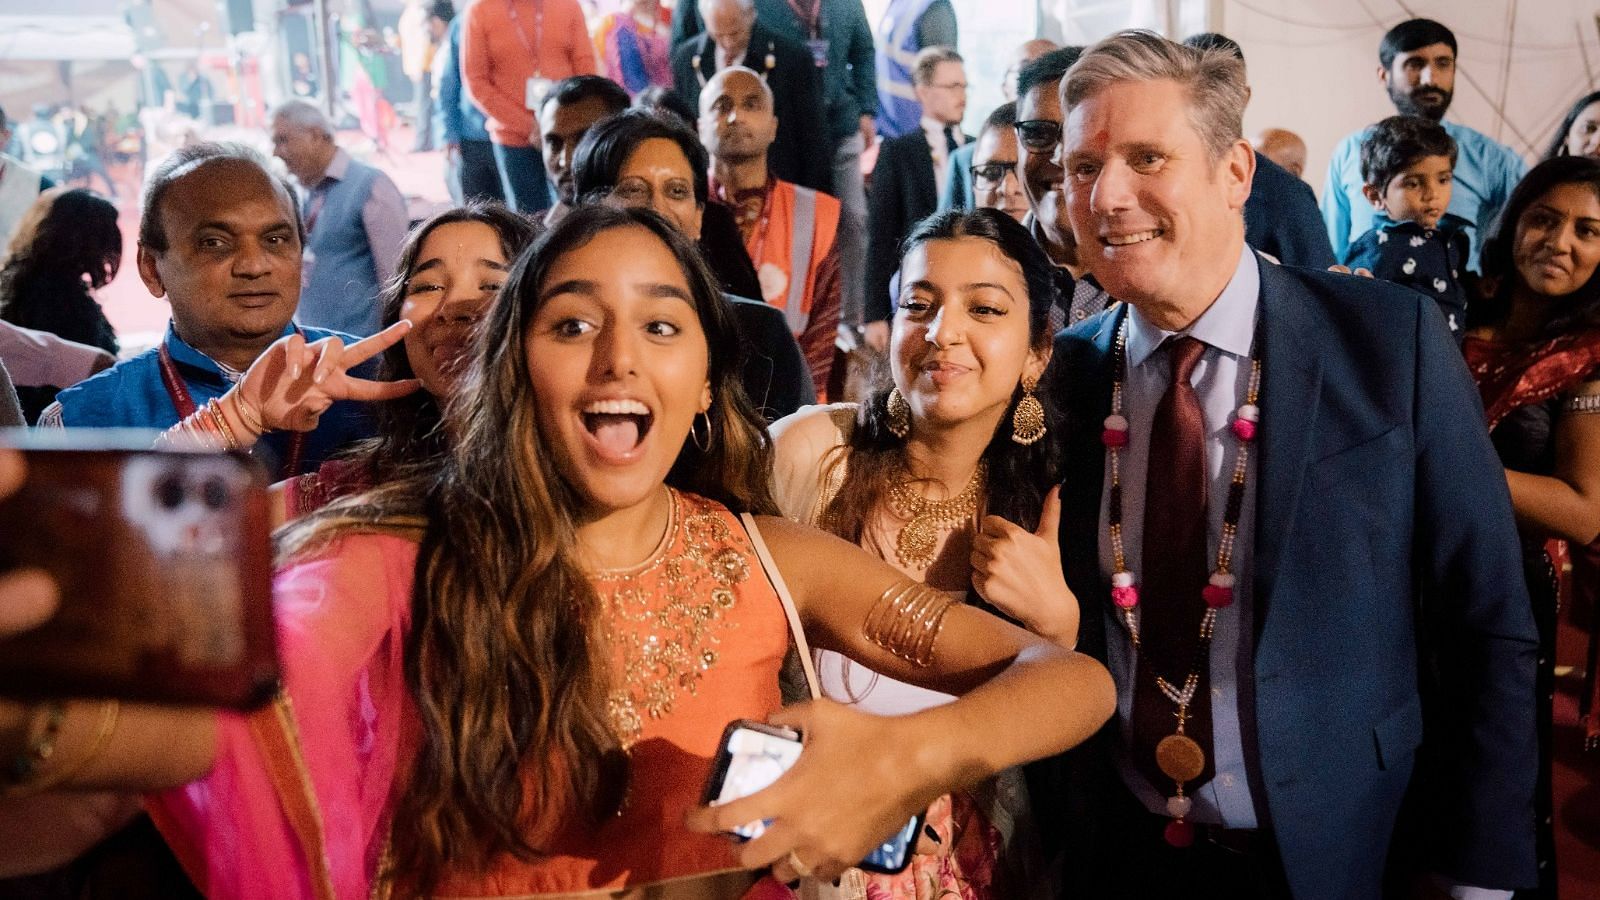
[888,461,987,568]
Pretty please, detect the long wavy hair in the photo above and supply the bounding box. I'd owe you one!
[283,204,777,890]
[1543,91,1600,161]
[346,202,539,483]
[1470,156,1600,343]
[819,209,1062,547]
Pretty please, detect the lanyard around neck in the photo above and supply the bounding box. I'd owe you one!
[505,0,545,74]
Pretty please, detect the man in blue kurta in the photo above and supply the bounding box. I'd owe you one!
[40,143,372,479]
[1321,18,1526,272]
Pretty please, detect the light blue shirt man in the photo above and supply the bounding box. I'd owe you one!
[1321,118,1526,272]
[1097,243,1261,829]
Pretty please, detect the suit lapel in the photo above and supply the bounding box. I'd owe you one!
[1057,306,1124,664]
[1253,262,1323,640]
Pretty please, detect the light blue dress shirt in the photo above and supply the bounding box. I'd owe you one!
[1321,118,1527,272]
[1097,244,1261,829]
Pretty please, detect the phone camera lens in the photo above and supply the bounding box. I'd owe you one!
[200,477,230,510]
[154,473,186,509]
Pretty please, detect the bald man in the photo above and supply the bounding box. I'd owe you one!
[702,66,842,397]
[1256,127,1308,180]
[671,0,831,193]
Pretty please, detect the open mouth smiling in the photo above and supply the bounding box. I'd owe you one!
[581,398,656,459]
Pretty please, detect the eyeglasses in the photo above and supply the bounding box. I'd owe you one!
[1014,119,1062,153]
[929,81,968,92]
[971,162,1018,189]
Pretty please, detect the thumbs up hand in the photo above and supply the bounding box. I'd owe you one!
[969,485,1079,648]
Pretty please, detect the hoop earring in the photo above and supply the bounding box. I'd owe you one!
[691,410,713,452]
[886,388,911,439]
[1011,375,1047,446]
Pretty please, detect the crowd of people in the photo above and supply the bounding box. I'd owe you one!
[0,5,1598,900]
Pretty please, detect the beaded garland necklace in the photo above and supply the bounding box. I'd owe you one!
[1101,317,1261,847]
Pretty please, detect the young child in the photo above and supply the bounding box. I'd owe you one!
[1343,115,1473,339]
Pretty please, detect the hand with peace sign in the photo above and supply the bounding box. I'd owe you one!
[969,485,1079,648]
[217,321,424,443]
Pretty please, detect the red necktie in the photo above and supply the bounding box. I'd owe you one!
[1131,336,1216,792]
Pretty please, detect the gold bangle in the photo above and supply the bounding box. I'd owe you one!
[27,701,120,794]
[863,580,955,667]
[207,399,240,451]
[226,391,264,438]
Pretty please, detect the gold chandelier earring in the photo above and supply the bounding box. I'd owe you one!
[886,387,912,439]
[1011,375,1046,445]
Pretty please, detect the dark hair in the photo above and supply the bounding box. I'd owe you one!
[1472,156,1600,340]
[1379,18,1457,70]
[139,141,302,252]
[632,85,697,127]
[347,202,540,484]
[1015,47,1083,104]
[982,101,1018,135]
[819,209,1061,551]
[400,204,774,886]
[1544,90,1600,161]
[283,205,777,891]
[1,189,120,290]
[542,74,631,118]
[427,0,454,22]
[1183,32,1244,65]
[1359,115,1457,189]
[571,108,709,207]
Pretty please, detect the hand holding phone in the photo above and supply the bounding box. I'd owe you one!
[698,716,924,876]
[0,432,278,708]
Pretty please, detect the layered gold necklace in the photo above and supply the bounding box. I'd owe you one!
[886,460,988,569]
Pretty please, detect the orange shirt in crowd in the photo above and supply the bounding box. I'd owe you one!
[462,0,599,147]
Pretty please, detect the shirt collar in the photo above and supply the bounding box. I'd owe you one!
[921,115,958,142]
[322,148,351,184]
[164,321,296,384]
[1125,243,1259,369]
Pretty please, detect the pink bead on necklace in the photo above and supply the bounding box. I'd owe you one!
[1101,316,1262,843]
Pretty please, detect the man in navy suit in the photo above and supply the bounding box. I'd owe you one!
[1034,31,1536,899]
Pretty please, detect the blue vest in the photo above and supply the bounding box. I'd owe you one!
[52,324,375,478]
[300,160,384,337]
[874,0,936,139]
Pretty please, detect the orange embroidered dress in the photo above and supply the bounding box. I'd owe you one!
[148,490,794,899]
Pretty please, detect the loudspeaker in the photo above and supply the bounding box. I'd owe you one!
[222,0,254,35]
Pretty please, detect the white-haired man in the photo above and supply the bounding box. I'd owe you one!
[1035,30,1536,900]
[270,100,407,337]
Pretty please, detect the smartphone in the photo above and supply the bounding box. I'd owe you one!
[0,430,279,709]
[701,719,924,875]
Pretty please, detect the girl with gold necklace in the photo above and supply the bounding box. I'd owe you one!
[771,209,1080,899]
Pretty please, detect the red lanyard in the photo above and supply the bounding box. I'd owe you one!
[786,0,822,38]
[505,0,545,73]
[158,342,305,478]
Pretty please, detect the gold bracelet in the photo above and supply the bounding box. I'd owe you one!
[207,399,241,451]
[25,700,120,795]
[226,391,265,438]
[863,580,955,667]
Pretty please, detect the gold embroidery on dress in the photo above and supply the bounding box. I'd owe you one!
[598,490,751,747]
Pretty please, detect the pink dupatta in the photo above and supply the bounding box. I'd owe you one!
[146,534,420,900]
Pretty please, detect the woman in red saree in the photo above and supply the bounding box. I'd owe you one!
[1463,155,1600,899]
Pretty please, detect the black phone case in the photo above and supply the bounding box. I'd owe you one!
[700,718,921,876]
